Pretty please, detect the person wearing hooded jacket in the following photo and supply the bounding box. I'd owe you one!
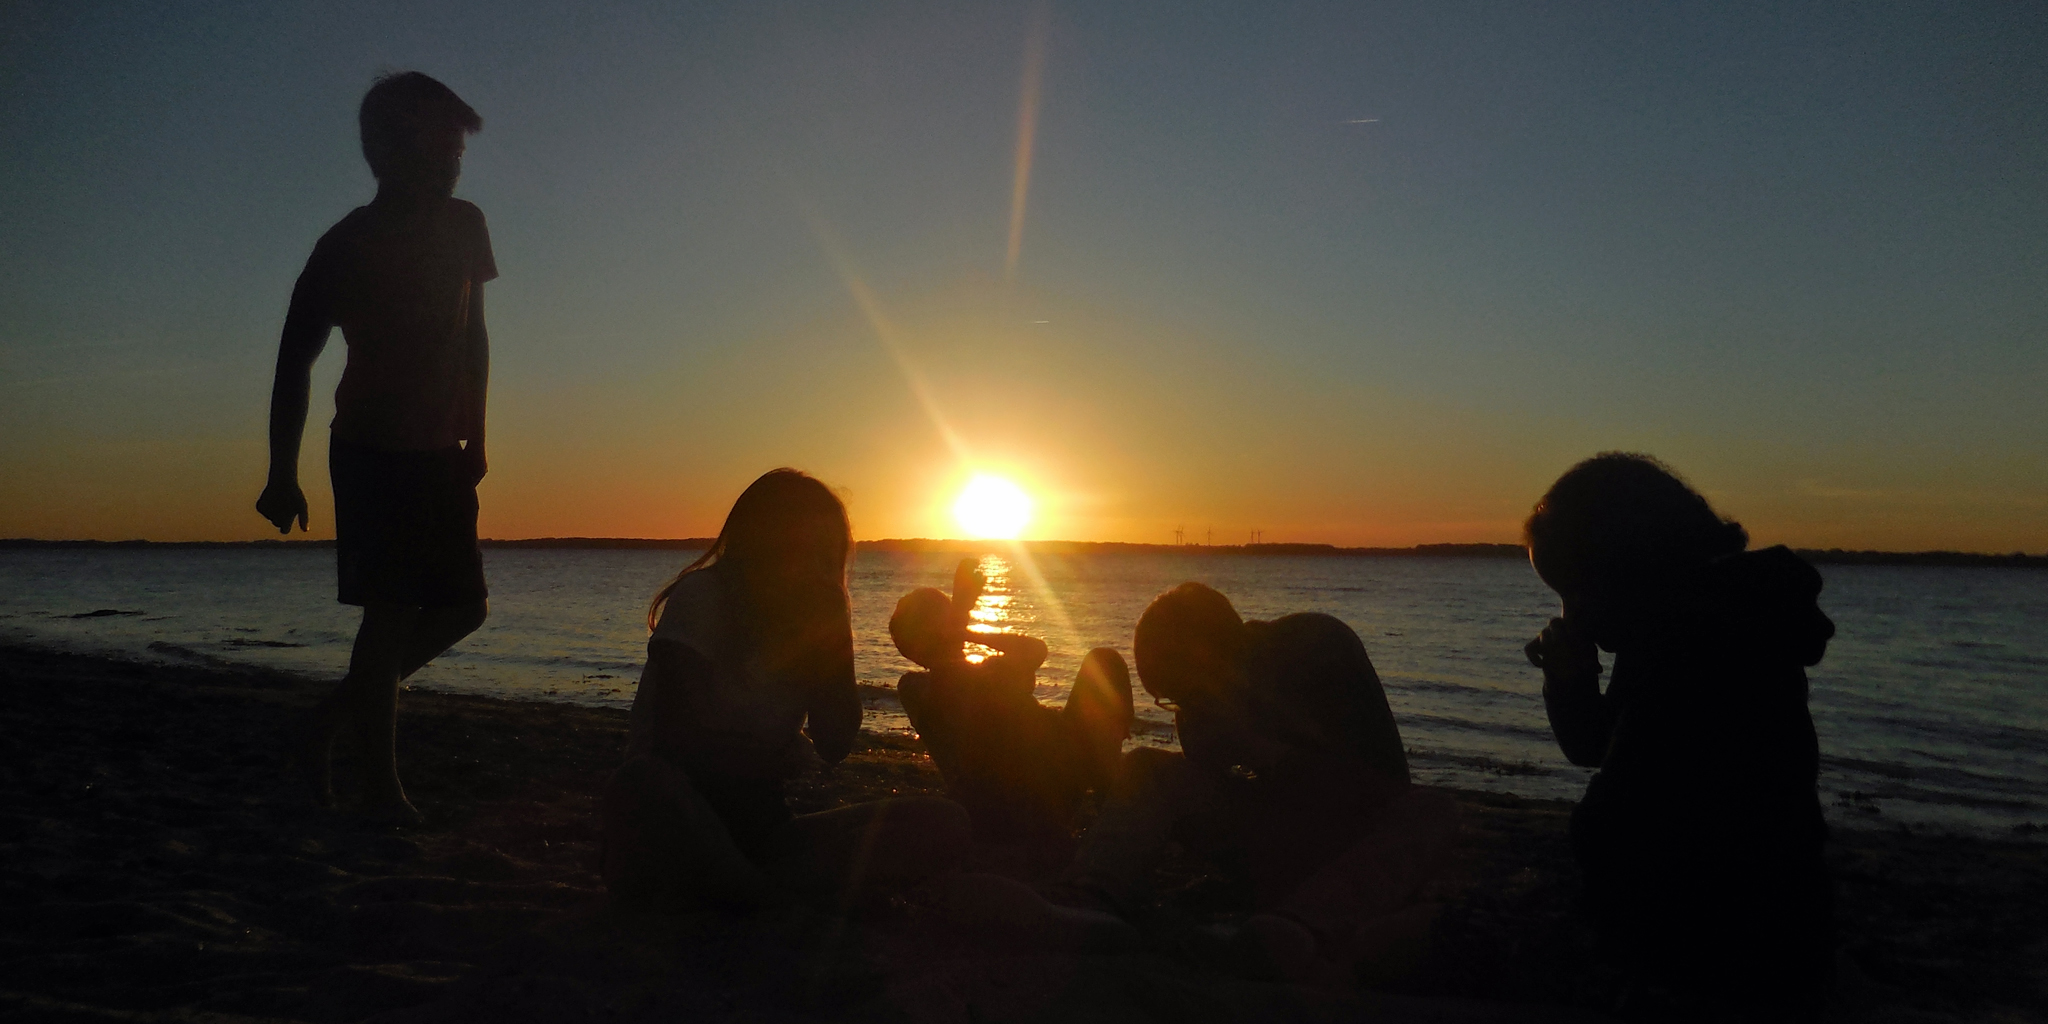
[1523,453,1836,1021]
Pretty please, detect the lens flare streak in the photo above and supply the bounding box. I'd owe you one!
[1004,4,1050,284]
[798,211,969,462]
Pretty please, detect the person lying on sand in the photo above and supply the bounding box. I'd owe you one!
[1053,582,1458,988]
[260,72,498,824]
[601,469,970,912]
[891,558,1133,861]
[1523,453,1836,1018]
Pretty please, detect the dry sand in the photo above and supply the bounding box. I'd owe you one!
[2,643,2042,1023]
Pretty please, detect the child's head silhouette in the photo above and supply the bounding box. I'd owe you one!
[1133,581,1246,708]
[1525,452,1748,602]
[890,587,958,669]
[648,468,852,650]
[360,72,482,193]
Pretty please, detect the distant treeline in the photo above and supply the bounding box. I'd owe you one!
[855,539,1532,559]
[2,537,2041,568]
[0,538,342,549]
[483,537,716,550]
[1792,548,2048,568]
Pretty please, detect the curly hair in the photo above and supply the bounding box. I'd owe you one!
[1524,452,1748,595]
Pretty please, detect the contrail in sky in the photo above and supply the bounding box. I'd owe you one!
[1004,4,1050,285]
[1345,117,1379,124]
[796,204,969,462]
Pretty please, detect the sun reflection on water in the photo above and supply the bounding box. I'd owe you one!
[963,554,1023,663]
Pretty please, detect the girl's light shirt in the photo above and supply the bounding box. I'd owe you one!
[630,566,825,777]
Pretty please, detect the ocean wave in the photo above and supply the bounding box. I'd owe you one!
[144,641,245,670]
[1381,677,1502,698]
[1397,712,1558,744]
[1820,755,2047,800]
[1828,782,2040,812]
[1405,747,1567,778]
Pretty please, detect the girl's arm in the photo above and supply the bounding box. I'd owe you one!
[1543,670,1614,767]
[627,637,718,760]
[805,629,861,765]
[1530,618,1613,767]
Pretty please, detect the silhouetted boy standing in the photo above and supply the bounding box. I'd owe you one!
[257,72,496,823]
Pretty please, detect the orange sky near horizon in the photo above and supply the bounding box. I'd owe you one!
[4,281,2041,554]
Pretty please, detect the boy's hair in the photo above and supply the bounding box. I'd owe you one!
[360,71,483,181]
[1133,582,1245,705]
[890,587,957,668]
[1524,452,1748,595]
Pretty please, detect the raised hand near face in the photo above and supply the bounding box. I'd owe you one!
[1524,616,1602,680]
[949,558,986,646]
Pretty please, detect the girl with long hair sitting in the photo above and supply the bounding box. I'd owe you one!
[601,468,970,910]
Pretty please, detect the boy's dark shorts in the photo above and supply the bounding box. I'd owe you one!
[330,437,487,609]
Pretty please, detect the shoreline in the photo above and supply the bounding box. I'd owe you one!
[15,631,2035,841]
[3,642,2045,1022]
[4,536,2044,568]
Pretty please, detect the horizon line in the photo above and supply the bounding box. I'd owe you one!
[3,536,2044,566]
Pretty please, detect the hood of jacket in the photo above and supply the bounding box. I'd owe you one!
[1627,545,1837,675]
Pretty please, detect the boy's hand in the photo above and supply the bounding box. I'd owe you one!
[949,558,985,637]
[1524,617,1600,679]
[256,478,309,534]
[461,442,488,485]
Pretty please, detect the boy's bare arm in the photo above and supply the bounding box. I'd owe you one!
[948,558,985,640]
[972,631,1048,674]
[255,301,331,533]
[461,282,489,484]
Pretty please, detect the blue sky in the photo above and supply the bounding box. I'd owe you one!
[3,1,2043,547]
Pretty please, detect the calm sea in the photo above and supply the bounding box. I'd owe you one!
[2,547,2042,837]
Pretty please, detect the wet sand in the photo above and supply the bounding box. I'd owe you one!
[2,643,2042,1023]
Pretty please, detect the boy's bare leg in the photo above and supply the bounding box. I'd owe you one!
[1055,747,1218,908]
[770,797,971,913]
[296,599,487,819]
[395,599,490,678]
[294,603,416,812]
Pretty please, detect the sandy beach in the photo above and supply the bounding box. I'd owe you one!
[2,642,2042,1023]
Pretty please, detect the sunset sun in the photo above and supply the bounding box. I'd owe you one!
[952,474,1033,540]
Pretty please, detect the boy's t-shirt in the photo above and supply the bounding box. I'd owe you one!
[899,657,1081,842]
[290,197,497,451]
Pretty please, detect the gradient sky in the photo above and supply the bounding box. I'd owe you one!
[3,1,2044,549]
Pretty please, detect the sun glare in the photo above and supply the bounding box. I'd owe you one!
[953,475,1033,540]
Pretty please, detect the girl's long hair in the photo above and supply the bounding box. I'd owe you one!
[647,469,854,649]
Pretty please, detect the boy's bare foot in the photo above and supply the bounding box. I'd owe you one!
[358,796,425,826]
[1240,913,1353,989]
[287,715,336,808]
[932,872,1141,952]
